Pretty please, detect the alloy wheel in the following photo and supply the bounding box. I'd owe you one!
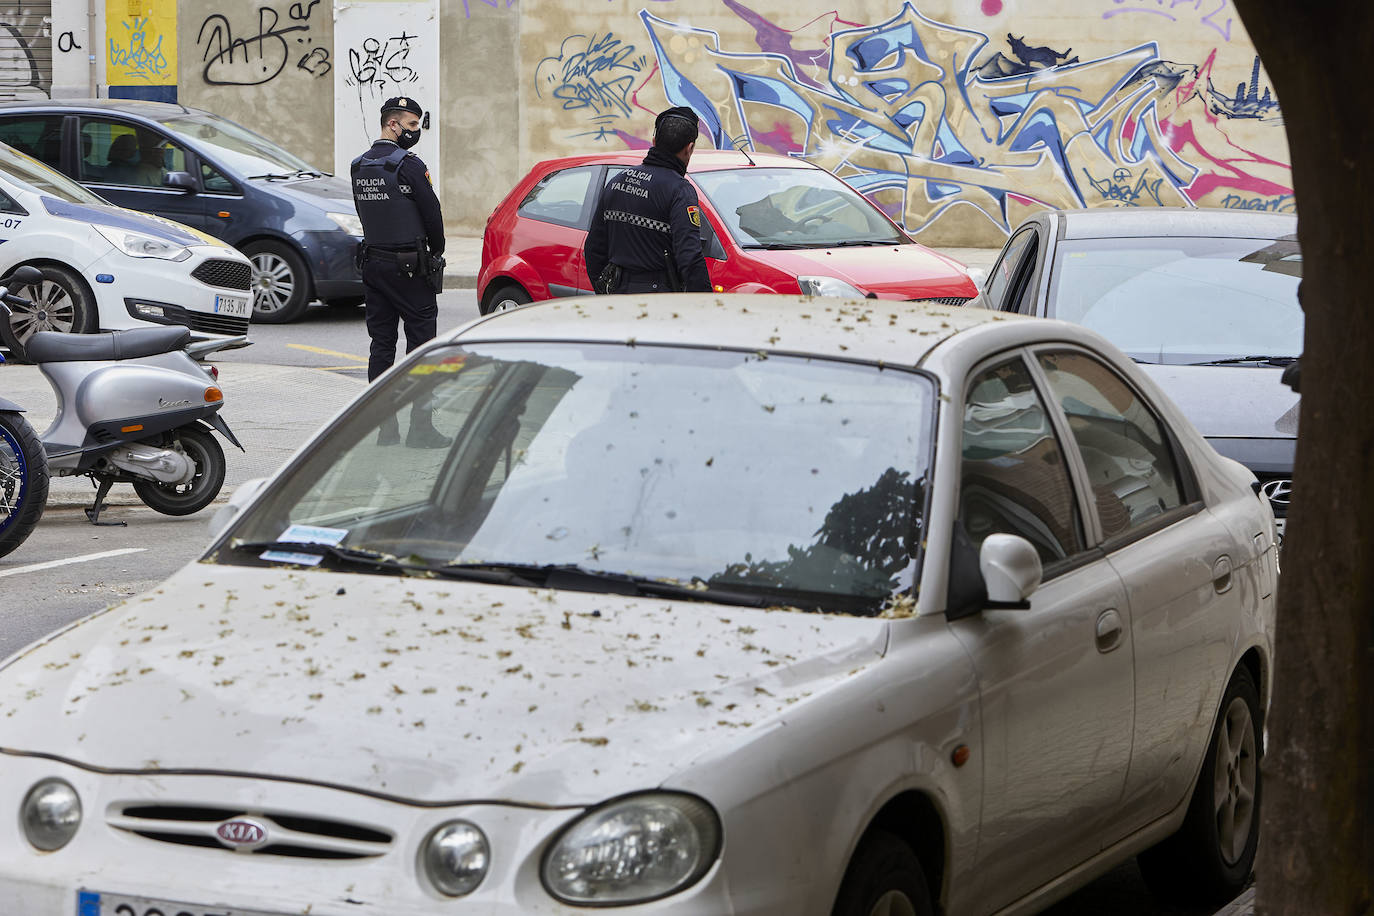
[9,280,76,342]
[1213,694,1258,865]
[251,251,297,316]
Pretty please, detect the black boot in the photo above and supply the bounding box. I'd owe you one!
[406,410,451,449]
[376,415,400,446]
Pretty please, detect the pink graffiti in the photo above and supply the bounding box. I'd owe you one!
[752,120,803,154]
[722,0,862,90]
[1102,0,1233,41]
[980,0,1004,14]
[1161,49,1291,200]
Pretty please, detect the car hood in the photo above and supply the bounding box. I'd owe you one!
[750,244,974,299]
[251,173,357,212]
[0,564,886,805]
[1137,363,1299,439]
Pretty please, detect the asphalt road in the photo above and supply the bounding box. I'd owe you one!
[0,288,1235,915]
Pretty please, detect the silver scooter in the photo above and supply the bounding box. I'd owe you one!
[0,265,247,526]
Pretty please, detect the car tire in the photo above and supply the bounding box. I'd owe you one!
[0,410,48,560]
[480,282,531,315]
[1138,665,1262,905]
[831,831,934,916]
[244,240,312,324]
[5,263,97,364]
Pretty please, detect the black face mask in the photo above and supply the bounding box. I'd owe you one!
[396,127,421,150]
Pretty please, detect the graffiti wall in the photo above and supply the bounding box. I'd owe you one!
[332,0,440,187]
[177,0,336,170]
[0,0,51,100]
[520,0,1292,245]
[106,0,176,101]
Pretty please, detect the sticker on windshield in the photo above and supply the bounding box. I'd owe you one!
[259,523,350,566]
[409,354,468,375]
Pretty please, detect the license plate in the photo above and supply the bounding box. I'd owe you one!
[214,294,251,318]
[79,889,289,916]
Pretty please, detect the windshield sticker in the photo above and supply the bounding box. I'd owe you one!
[409,354,469,376]
[260,523,350,566]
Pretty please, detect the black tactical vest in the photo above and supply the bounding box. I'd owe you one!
[350,146,426,248]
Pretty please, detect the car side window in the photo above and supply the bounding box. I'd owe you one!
[200,160,235,193]
[518,166,598,229]
[80,119,188,187]
[986,228,1036,310]
[0,116,63,169]
[0,186,21,214]
[960,356,1085,567]
[1009,233,1041,314]
[1036,350,1185,540]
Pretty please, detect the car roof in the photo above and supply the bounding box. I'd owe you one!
[0,98,201,119]
[533,149,815,174]
[1054,207,1297,240]
[444,294,1018,368]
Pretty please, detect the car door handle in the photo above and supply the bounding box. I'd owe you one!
[1212,555,1233,594]
[1095,609,1124,653]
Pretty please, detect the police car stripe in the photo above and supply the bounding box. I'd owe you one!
[605,209,671,234]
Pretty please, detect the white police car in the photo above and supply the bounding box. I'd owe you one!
[0,141,251,361]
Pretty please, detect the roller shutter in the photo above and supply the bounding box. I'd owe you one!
[0,0,51,99]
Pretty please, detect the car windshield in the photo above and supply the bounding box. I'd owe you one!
[217,342,934,615]
[694,167,908,249]
[158,112,318,177]
[1047,235,1303,365]
[0,141,109,204]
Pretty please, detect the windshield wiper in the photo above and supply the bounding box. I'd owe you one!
[244,172,295,181]
[830,239,896,247]
[1188,355,1299,367]
[226,540,535,585]
[741,242,818,250]
[293,169,326,179]
[440,562,782,608]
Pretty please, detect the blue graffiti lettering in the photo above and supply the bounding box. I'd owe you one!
[108,15,169,81]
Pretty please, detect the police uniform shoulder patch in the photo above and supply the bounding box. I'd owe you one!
[687,205,700,227]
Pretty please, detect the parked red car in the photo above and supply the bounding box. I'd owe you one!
[479,151,976,313]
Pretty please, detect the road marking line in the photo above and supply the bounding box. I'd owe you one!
[287,343,368,362]
[0,547,147,579]
[312,365,371,372]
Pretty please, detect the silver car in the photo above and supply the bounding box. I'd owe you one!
[0,296,1276,914]
[973,207,1300,539]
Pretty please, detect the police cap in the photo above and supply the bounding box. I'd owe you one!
[381,96,425,118]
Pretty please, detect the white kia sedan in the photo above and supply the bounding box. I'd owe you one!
[0,296,1276,915]
[0,141,252,362]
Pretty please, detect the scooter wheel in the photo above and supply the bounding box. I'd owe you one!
[133,425,226,517]
[0,410,48,559]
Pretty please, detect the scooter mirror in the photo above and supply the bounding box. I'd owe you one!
[3,265,43,288]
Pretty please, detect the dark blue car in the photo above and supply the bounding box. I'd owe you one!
[0,99,364,323]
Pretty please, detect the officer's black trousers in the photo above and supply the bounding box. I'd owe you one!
[363,259,438,382]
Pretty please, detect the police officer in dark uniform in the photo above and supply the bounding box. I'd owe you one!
[351,96,449,447]
[584,106,712,295]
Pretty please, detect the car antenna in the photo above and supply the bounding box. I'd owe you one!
[731,134,757,167]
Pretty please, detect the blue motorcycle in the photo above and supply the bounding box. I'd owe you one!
[0,351,47,559]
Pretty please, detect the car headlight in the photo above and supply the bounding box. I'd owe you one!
[542,792,721,905]
[21,778,82,851]
[94,224,191,261]
[327,212,364,237]
[798,275,867,298]
[420,820,489,897]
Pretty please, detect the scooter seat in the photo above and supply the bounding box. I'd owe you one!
[25,327,193,363]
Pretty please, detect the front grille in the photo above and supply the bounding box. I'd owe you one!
[182,310,251,335]
[191,258,252,291]
[109,803,394,859]
[124,299,251,336]
[908,296,972,306]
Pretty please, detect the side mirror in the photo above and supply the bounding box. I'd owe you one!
[163,170,197,193]
[979,533,1042,607]
[208,477,267,537]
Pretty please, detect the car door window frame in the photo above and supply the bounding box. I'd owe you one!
[987,226,1037,311]
[957,347,1101,582]
[1025,343,1205,552]
[517,165,599,230]
[78,117,192,192]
